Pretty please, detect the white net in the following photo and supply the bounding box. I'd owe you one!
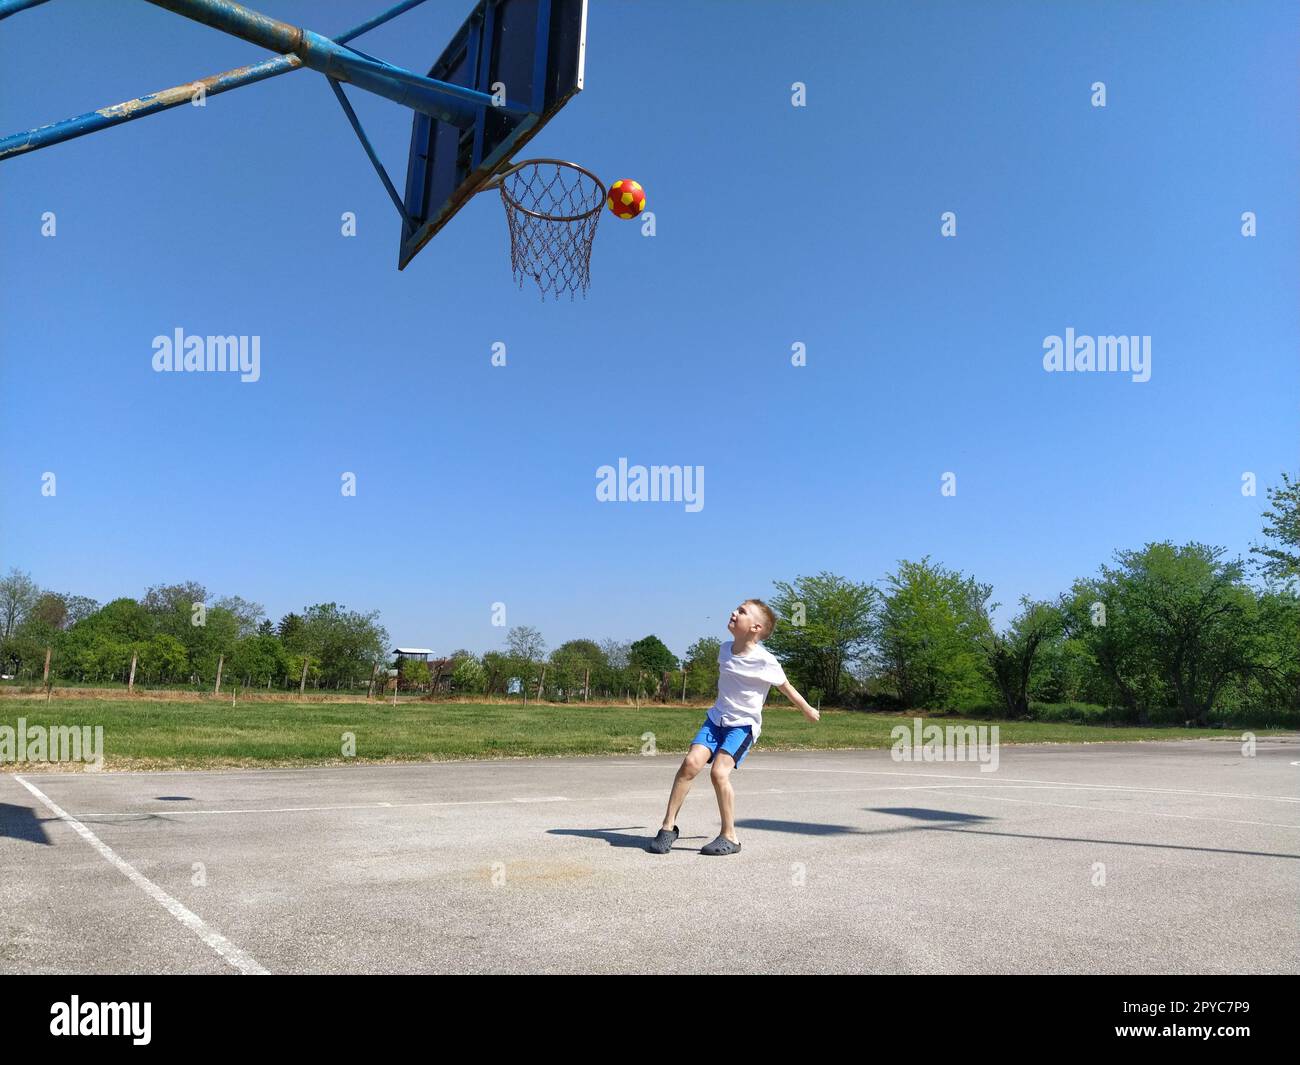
[497,160,604,300]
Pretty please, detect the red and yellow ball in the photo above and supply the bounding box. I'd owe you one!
[606,179,646,219]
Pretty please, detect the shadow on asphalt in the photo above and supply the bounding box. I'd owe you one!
[870,807,993,823]
[0,802,51,845]
[737,818,866,836]
[740,810,1300,861]
[548,827,710,849]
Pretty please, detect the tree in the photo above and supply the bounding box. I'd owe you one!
[1,623,56,680]
[277,612,306,653]
[1028,635,1094,705]
[86,598,154,643]
[142,581,207,617]
[62,595,100,627]
[1068,543,1266,726]
[1251,472,1300,584]
[548,639,607,701]
[0,568,39,640]
[599,638,630,671]
[625,635,675,701]
[140,634,189,684]
[595,638,633,697]
[1063,576,1162,722]
[185,606,240,682]
[505,625,546,701]
[766,572,877,704]
[4,594,67,679]
[506,625,547,662]
[878,558,993,709]
[214,595,267,638]
[400,657,432,692]
[284,652,320,691]
[978,599,1063,719]
[481,651,511,695]
[683,636,721,699]
[1119,543,1266,725]
[628,635,674,699]
[452,655,486,695]
[63,601,146,683]
[228,633,286,688]
[1246,587,1300,714]
[297,603,389,688]
[29,593,68,631]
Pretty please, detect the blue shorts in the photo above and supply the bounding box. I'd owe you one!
[691,718,755,768]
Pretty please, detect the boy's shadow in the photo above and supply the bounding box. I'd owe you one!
[549,827,708,849]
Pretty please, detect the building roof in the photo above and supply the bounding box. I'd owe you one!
[394,647,434,655]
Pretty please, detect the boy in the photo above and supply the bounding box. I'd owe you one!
[648,599,819,856]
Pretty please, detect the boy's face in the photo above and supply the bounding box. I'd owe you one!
[727,602,764,641]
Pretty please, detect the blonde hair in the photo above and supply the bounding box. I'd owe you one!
[746,599,777,638]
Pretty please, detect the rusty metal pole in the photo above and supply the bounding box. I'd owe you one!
[142,0,497,122]
[0,0,435,161]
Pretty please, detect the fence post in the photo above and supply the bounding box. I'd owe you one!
[299,658,309,696]
[128,651,138,694]
[42,646,52,685]
[214,655,224,695]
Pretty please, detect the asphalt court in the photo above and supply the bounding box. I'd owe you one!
[2,738,1297,974]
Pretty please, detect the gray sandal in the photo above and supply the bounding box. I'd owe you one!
[701,835,741,856]
[648,825,679,853]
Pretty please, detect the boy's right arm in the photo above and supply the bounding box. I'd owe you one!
[777,680,820,722]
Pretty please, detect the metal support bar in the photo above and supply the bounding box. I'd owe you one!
[332,0,428,44]
[143,0,519,123]
[0,55,297,160]
[0,0,54,20]
[0,0,434,161]
[327,78,411,228]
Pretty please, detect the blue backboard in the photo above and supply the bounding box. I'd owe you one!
[398,0,588,270]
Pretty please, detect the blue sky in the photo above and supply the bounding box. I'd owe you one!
[1,0,1296,657]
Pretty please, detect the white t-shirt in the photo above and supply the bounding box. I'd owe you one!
[707,640,788,740]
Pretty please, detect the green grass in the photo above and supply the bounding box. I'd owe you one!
[0,697,1285,772]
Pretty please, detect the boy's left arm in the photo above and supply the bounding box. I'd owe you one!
[777,680,820,722]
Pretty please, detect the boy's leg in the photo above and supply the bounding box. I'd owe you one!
[708,728,752,846]
[661,744,711,830]
[710,752,739,843]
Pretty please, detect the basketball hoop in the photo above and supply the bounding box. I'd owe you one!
[485,159,605,300]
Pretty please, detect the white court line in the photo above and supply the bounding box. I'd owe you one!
[52,765,1298,812]
[74,795,649,817]
[741,764,1300,804]
[64,783,1300,829]
[10,742,1295,780]
[13,775,268,975]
